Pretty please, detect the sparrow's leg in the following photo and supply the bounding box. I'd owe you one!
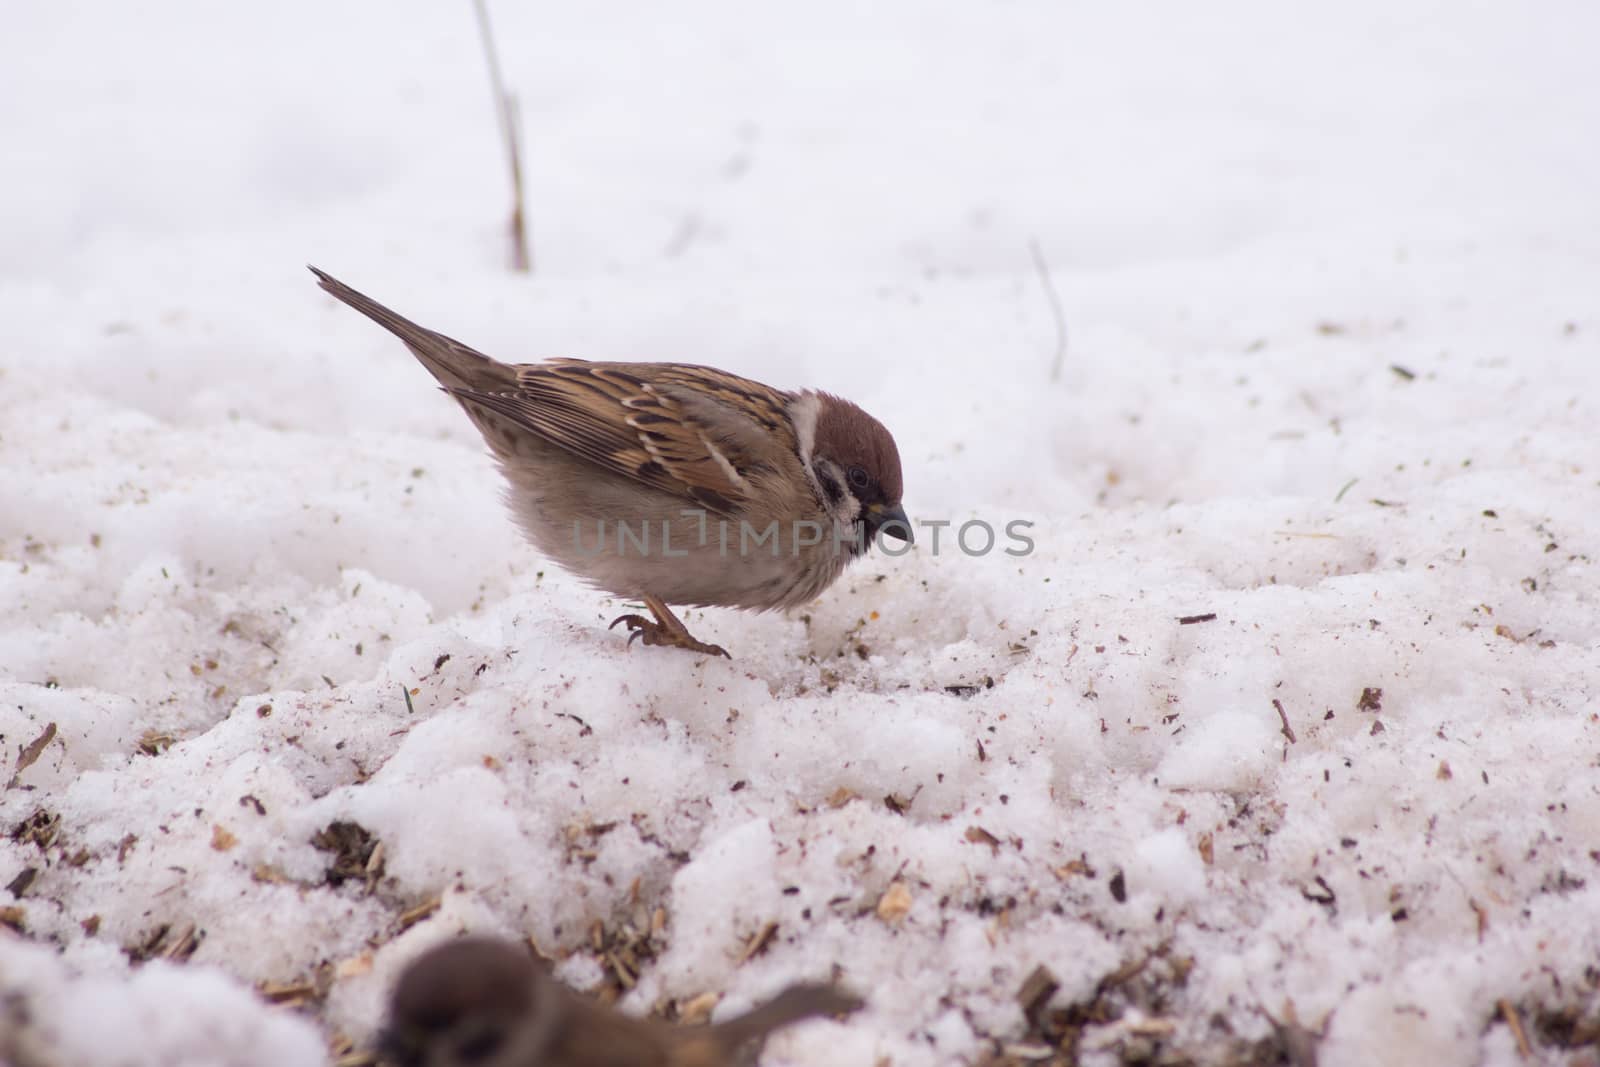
[609,594,730,658]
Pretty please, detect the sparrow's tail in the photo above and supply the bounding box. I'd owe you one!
[308,266,516,393]
[711,984,864,1052]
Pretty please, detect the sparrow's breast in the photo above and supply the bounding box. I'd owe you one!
[491,444,853,610]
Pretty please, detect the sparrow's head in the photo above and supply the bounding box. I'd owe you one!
[382,938,543,1067]
[807,393,911,546]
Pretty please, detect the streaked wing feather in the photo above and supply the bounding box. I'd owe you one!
[453,361,798,514]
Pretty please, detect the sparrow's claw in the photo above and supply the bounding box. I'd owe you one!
[659,632,730,658]
[609,601,731,658]
[607,613,652,649]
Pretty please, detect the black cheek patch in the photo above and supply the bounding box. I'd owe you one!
[817,467,844,505]
[455,1027,507,1063]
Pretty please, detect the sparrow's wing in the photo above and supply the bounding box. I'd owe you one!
[310,267,802,515]
[453,360,799,516]
[554,986,859,1067]
[707,984,864,1053]
[551,996,680,1067]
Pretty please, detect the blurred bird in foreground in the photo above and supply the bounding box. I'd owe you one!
[382,936,863,1067]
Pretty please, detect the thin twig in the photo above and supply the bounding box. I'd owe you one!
[503,93,530,272]
[1498,999,1531,1060]
[735,920,779,966]
[473,0,532,272]
[1272,698,1297,744]
[1028,239,1069,382]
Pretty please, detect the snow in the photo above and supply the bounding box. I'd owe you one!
[3,1,1599,1065]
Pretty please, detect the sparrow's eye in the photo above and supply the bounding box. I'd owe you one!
[847,466,872,492]
[454,1025,507,1063]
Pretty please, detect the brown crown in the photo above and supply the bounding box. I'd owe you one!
[812,394,904,504]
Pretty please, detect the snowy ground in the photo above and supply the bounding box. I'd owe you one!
[4,2,1599,1065]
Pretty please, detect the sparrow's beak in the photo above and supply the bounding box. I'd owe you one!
[868,503,914,544]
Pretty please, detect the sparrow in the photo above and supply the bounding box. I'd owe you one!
[310,268,911,658]
[380,936,864,1067]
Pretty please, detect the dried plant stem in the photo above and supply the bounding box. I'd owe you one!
[1029,239,1069,382]
[1272,698,1298,744]
[1498,999,1531,1059]
[473,0,532,273]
